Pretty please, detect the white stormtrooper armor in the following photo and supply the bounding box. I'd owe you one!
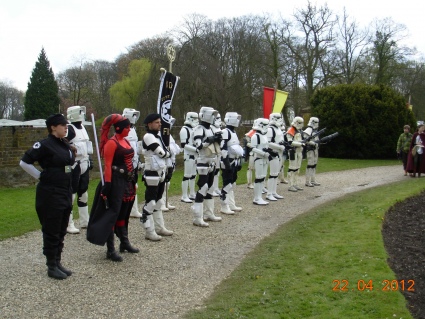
[211,113,223,197]
[191,106,222,226]
[278,122,289,184]
[266,113,285,201]
[251,118,270,205]
[179,112,199,203]
[287,116,305,192]
[303,117,320,187]
[220,112,243,214]
[140,126,172,240]
[66,105,93,233]
[122,108,143,218]
[245,121,257,189]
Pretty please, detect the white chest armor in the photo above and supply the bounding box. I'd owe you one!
[194,125,217,158]
[251,133,268,158]
[142,133,167,171]
[268,125,284,144]
[180,126,195,147]
[68,124,92,162]
[222,128,243,158]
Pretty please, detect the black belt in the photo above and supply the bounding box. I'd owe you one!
[44,166,72,174]
[112,166,134,181]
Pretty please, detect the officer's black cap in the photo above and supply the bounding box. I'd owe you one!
[45,114,68,127]
[144,113,161,124]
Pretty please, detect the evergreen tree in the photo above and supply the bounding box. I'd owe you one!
[24,48,60,120]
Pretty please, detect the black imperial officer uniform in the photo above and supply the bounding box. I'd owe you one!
[19,113,76,280]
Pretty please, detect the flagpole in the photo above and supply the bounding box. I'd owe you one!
[164,44,176,209]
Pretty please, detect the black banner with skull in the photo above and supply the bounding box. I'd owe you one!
[157,70,179,147]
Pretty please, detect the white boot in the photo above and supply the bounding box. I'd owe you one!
[78,205,89,228]
[203,199,222,222]
[130,194,144,217]
[295,171,303,190]
[67,213,80,234]
[153,209,173,236]
[212,173,221,196]
[253,183,269,205]
[288,171,297,192]
[266,178,277,201]
[228,189,242,211]
[181,180,192,203]
[305,168,314,187]
[188,179,196,200]
[220,199,235,214]
[270,178,284,199]
[192,202,209,227]
[311,168,321,186]
[144,214,162,241]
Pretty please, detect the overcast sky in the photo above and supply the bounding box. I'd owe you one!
[1,0,424,92]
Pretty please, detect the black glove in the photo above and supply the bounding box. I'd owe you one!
[101,182,112,198]
[214,132,222,143]
[206,136,216,144]
[89,158,94,170]
[164,171,173,183]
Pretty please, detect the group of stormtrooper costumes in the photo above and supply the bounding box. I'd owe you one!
[245,114,322,205]
[179,107,244,226]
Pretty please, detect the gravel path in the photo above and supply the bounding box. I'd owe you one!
[0,165,405,319]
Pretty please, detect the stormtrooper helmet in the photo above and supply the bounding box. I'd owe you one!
[308,117,319,129]
[269,113,283,127]
[291,116,304,130]
[224,112,241,127]
[199,106,218,124]
[122,108,140,124]
[67,105,86,122]
[253,118,269,135]
[213,113,222,128]
[184,112,199,128]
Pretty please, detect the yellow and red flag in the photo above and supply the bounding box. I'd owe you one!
[263,87,289,118]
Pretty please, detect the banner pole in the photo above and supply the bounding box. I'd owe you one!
[91,113,104,186]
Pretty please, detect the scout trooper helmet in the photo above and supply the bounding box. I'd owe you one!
[224,112,241,127]
[122,108,140,124]
[213,113,222,128]
[67,105,86,122]
[308,117,319,129]
[184,112,199,128]
[269,113,283,127]
[199,106,218,124]
[253,118,269,135]
[291,116,304,130]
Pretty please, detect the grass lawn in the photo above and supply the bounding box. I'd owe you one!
[183,178,424,319]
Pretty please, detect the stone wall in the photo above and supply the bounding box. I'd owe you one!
[0,126,99,188]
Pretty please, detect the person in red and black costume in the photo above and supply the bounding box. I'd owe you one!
[87,114,139,262]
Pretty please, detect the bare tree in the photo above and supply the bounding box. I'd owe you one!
[0,81,24,120]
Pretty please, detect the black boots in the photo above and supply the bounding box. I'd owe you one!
[56,253,72,276]
[106,232,123,262]
[46,255,67,280]
[115,226,140,253]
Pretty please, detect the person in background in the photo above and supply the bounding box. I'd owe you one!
[211,113,223,197]
[179,112,199,203]
[66,106,93,234]
[220,112,244,214]
[122,108,144,218]
[191,106,223,226]
[20,113,75,280]
[396,125,413,176]
[87,114,139,262]
[286,117,305,192]
[407,124,425,177]
[140,113,174,240]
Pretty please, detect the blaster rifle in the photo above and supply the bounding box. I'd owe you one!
[318,132,339,144]
[302,127,326,143]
